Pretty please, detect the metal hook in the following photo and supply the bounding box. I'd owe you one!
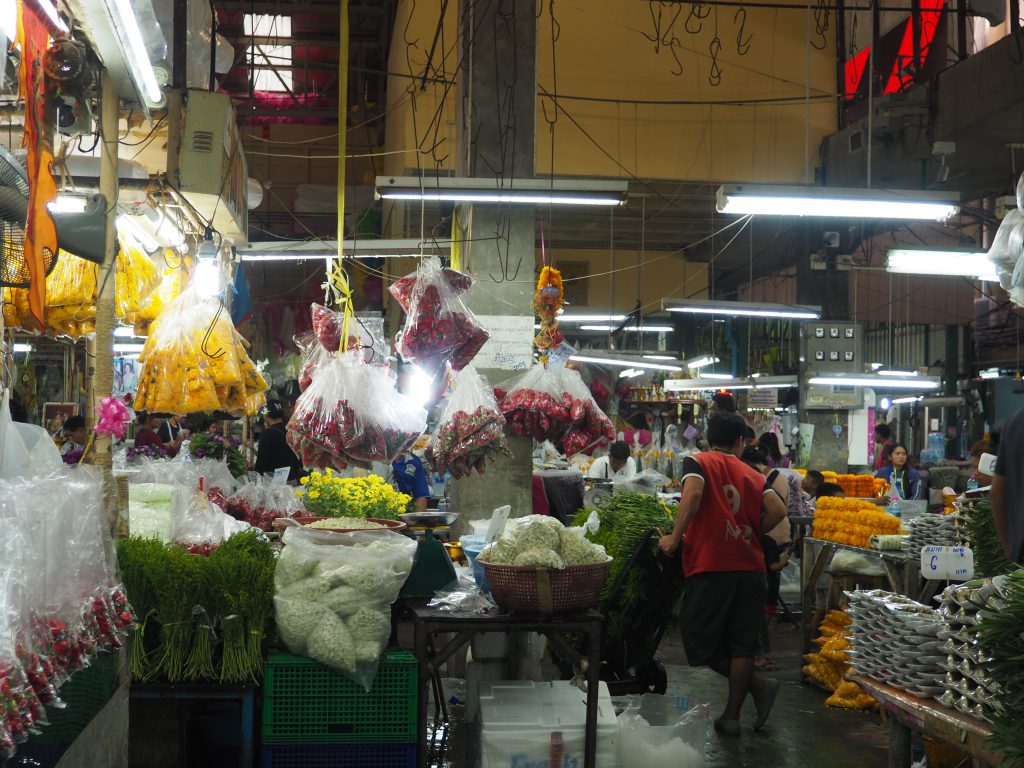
[200,302,227,360]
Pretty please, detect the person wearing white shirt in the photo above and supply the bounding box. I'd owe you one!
[587,441,636,480]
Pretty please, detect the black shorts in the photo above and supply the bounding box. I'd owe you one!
[680,571,767,667]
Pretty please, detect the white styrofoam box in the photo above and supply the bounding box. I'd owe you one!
[465,658,508,724]
[478,680,618,768]
[471,632,509,660]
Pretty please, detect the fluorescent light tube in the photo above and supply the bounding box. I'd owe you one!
[698,372,736,380]
[717,184,959,220]
[48,195,87,213]
[886,248,997,280]
[32,0,67,31]
[643,354,679,361]
[665,375,797,391]
[979,368,1000,379]
[238,238,452,261]
[376,176,628,207]
[808,374,941,389]
[569,354,683,372]
[577,324,674,332]
[618,368,642,379]
[114,326,135,338]
[114,343,145,353]
[117,215,160,253]
[12,343,32,353]
[878,369,918,376]
[663,299,821,320]
[687,355,721,369]
[107,0,162,104]
[892,396,921,404]
[556,314,627,323]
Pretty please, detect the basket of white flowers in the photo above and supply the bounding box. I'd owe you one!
[477,515,612,614]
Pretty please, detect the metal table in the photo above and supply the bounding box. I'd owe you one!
[850,675,1000,767]
[800,537,941,654]
[410,605,603,768]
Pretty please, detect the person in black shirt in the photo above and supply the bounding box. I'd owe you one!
[254,401,304,482]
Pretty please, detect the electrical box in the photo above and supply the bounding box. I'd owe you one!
[802,321,865,410]
[176,90,249,245]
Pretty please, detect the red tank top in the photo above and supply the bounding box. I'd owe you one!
[682,451,767,577]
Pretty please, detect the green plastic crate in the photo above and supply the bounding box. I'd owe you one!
[262,649,417,744]
[28,651,118,745]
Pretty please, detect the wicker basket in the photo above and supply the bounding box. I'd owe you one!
[480,559,611,614]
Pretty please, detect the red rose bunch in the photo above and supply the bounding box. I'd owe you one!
[426,366,510,477]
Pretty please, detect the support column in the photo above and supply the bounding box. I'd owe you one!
[450,0,536,536]
[795,222,850,320]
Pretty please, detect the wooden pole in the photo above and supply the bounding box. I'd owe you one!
[87,72,119,534]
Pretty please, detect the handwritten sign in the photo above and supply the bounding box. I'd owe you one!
[272,466,291,485]
[474,315,535,371]
[921,545,974,581]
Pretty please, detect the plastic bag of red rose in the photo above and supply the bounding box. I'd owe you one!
[287,353,364,472]
[426,365,510,478]
[274,526,417,690]
[343,363,427,465]
[499,364,614,455]
[395,256,490,375]
[617,693,710,768]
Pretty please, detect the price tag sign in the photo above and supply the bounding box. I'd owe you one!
[272,466,290,486]
[920,545,974,580]
[546,342,577,369]
[485,505,512,543]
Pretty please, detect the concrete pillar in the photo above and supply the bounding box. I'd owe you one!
[795,222,850,320]
[450,0,537,536]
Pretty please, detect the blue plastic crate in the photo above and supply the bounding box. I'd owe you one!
[260,743,416,768]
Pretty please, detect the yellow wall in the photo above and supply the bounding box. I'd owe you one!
[385,0,837,183]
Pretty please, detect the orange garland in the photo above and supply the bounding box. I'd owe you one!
[532,265,564,357]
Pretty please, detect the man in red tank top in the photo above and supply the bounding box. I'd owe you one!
[659,413,788,736]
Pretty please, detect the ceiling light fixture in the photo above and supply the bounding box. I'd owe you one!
[687,355,721,369]
[47,196,87,214]
[877,369,918,377]
[114,326,136,338]
[103,0,163,105]
[717,184,959,220]
[665,375,798,391]
[569,354,683,372]
[238,238,453,262]
[886,248,997,280]
[555,314,627,323]
[643,354,680,361]
[663,299,821,320]
[979,368,1000,379]
[30,0,67,31]
[697,372,736,380]
[892,396,922,404]
[376,176,629,206]
[577,324,674,332]
[116,215,160,253]
[113,343,145,353]
[808,374,941,389]
[11,343,32,353]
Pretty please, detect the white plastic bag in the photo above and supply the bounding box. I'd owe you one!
[617,694,710,768]
[274,527,417,689]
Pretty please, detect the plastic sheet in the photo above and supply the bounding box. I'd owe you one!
[617,694,710,768]
[274,528,416,690]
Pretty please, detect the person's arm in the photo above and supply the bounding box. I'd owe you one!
[658,475,704,555]
[586,458,606,479]
[991,473,1010,558]
[762,483,788,534]
[625,456,637,478]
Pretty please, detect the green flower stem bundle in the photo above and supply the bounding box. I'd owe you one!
[116,537,166,680]
[964,498,1013,577]
[977,570,1024,765]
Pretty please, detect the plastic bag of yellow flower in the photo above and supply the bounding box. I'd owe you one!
[116,235,161,325]
[827,609,852,627]
[134,253,190,336]
[134,283,266,415]
[826,682,877,711]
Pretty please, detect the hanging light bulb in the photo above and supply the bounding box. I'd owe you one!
[194,230,223,299]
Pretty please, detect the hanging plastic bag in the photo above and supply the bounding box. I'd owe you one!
[389,261,473,313]
[116,234,161,326]
[171,481,229,554]
[274,527,417,690]
[617,694,710,768]
[134,283,268,415]
[426,365,510,477]
[394,257,489,375]
[288,353,426,470]
[499,364,614,455]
